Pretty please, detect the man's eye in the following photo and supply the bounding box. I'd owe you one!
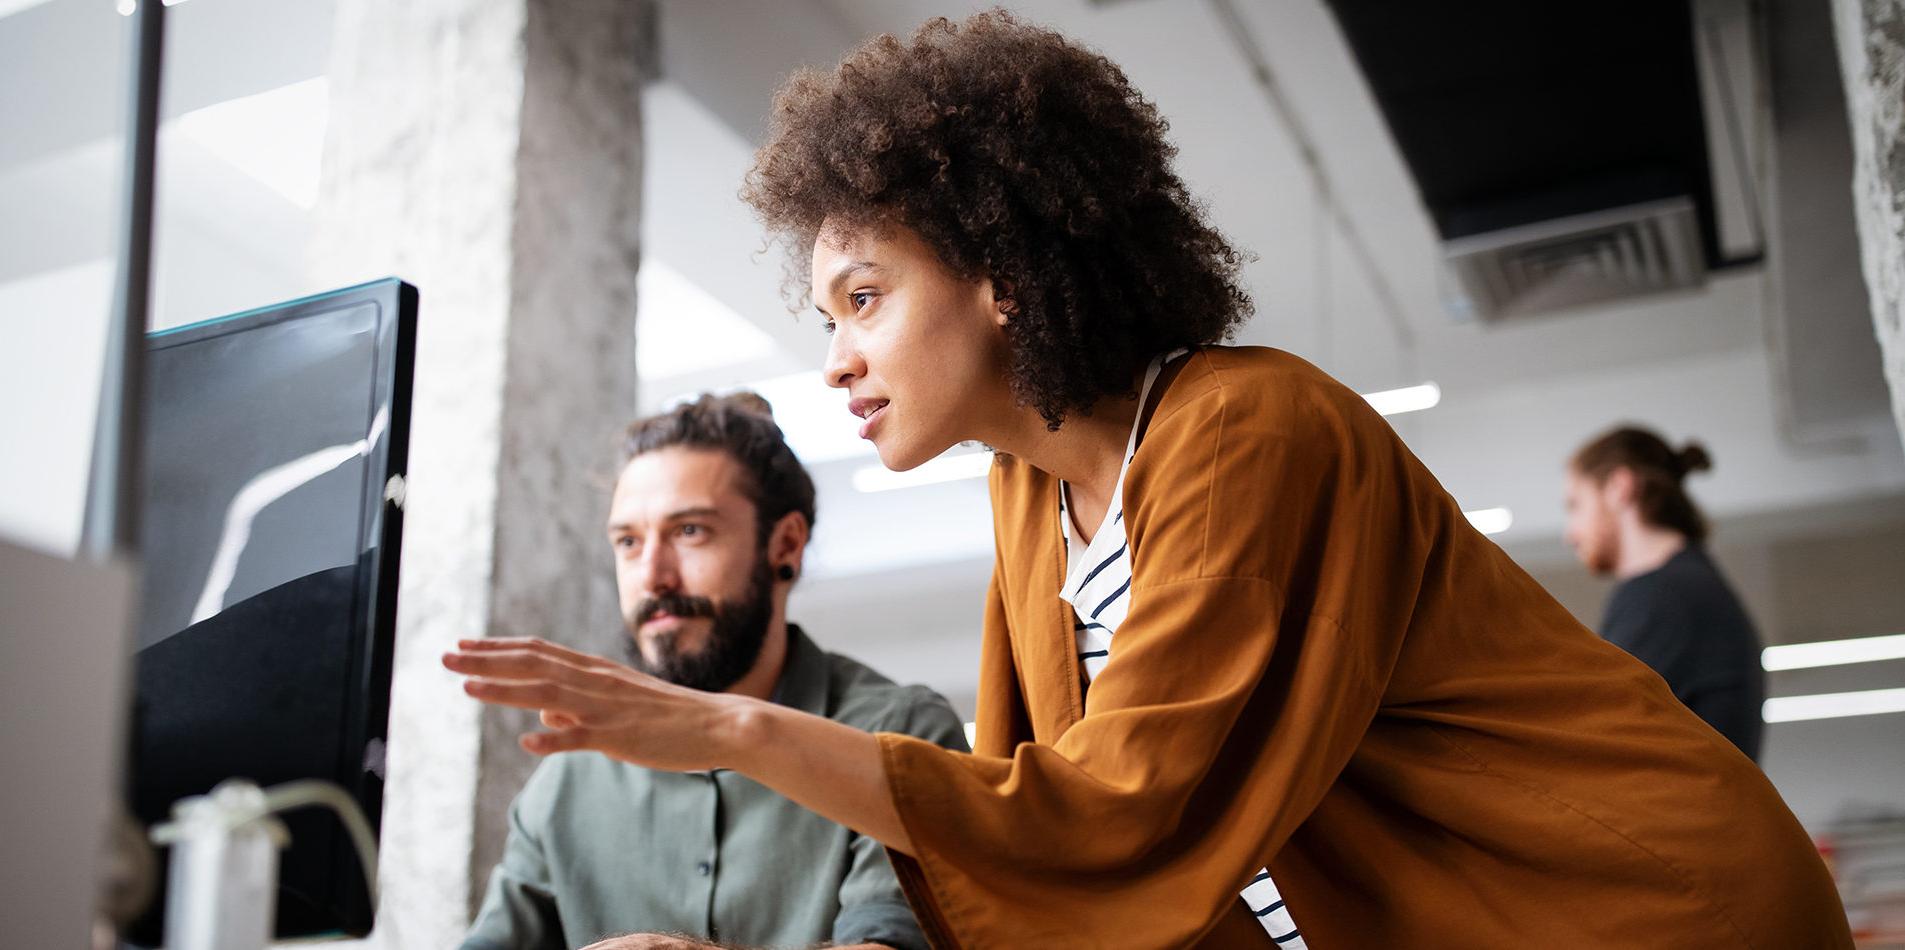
[678,524,704,538]
[613,536,638,550]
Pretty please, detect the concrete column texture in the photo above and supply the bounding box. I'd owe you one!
[1833,0,1905,446]
[310,0,648,945]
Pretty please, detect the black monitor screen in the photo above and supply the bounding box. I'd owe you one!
[128,279,415,943]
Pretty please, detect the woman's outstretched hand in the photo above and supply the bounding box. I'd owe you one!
[441,637,751,773]
[443,635,915,854]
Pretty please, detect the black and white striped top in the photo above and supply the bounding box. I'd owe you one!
[1058,350,1307,948]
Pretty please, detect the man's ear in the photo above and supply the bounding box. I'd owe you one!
[768,510,809,580]
[1604,467,1639,509]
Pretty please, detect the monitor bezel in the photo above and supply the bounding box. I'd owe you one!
[140,276,416,938]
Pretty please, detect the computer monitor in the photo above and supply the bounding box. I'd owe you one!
[126,278,417,943]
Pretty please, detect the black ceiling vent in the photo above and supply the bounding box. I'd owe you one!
[1324,1,1722,321]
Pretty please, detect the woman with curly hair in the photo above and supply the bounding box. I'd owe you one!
[447,12,1849,948]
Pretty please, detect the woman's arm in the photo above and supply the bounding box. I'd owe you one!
[723,696,914,854]
[440,638,914,854]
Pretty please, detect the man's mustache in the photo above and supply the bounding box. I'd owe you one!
[632,592,717,627]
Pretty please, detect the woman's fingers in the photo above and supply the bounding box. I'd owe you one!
[522,727,600,756]
[445,644,719,771]
[453,637,615,671]
[462,678,607,720]
[443,646,612,689]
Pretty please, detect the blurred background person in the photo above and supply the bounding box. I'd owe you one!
[1565,425,1766,760]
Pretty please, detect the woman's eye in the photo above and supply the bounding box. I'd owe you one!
[849,291,874,311]
[821,319,837,336]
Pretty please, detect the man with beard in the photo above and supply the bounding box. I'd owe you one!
[1563,425,1765,760]
[461,393,968,950]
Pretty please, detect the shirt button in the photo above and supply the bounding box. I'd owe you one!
[695,861,711,877]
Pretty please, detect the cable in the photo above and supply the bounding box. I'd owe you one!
[151,778,380,906]
[261,780,381,906]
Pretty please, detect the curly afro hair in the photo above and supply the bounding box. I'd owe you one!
[741,9,1253,429]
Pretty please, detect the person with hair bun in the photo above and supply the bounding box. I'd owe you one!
[1566,425,1767,759]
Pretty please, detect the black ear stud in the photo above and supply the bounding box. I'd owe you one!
[777,564,797,581]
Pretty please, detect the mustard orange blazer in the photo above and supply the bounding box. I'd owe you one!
[875,347,1850,948]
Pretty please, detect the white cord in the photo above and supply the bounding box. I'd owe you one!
[260,780,381,906]
[151,778,380,905]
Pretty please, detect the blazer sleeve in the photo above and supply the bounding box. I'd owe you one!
[877,366,1440,948]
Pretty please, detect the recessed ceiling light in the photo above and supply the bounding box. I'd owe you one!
[1363,382,1440,417]
[1762,687,1905,723]
[1464,507,1512,536]
[1761,633,1905,672]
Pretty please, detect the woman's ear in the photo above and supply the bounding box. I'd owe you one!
[990,278,1017,327]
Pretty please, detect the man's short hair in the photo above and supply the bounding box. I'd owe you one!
[622,392,818,544]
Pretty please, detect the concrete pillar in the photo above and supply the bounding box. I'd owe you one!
[1833,0,1905,445]
[309,1,647,945]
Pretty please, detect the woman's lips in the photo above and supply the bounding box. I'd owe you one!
[858,402,888,440]
[849,396,890,440]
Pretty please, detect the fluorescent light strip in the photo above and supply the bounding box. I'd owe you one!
[853,451,993,493]
[1363,382,1440,417]
[1762,687,1905,723]
[1463,507,1513,536]
[1761,633,1905,672]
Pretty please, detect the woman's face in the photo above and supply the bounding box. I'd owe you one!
[814,222,1012,471]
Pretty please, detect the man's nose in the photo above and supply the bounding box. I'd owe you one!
[633,542,680,594]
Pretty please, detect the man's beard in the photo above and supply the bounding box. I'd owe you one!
[1582,522,1619,577]
[622,553,773,693]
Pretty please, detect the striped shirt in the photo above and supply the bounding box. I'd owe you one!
[1058,350,1307,948]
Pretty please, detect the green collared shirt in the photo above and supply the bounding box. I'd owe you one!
[461,626,967,950]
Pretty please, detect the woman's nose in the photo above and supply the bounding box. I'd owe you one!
[823,326,862,389]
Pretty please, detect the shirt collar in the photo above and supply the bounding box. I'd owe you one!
[768,623,832,717]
